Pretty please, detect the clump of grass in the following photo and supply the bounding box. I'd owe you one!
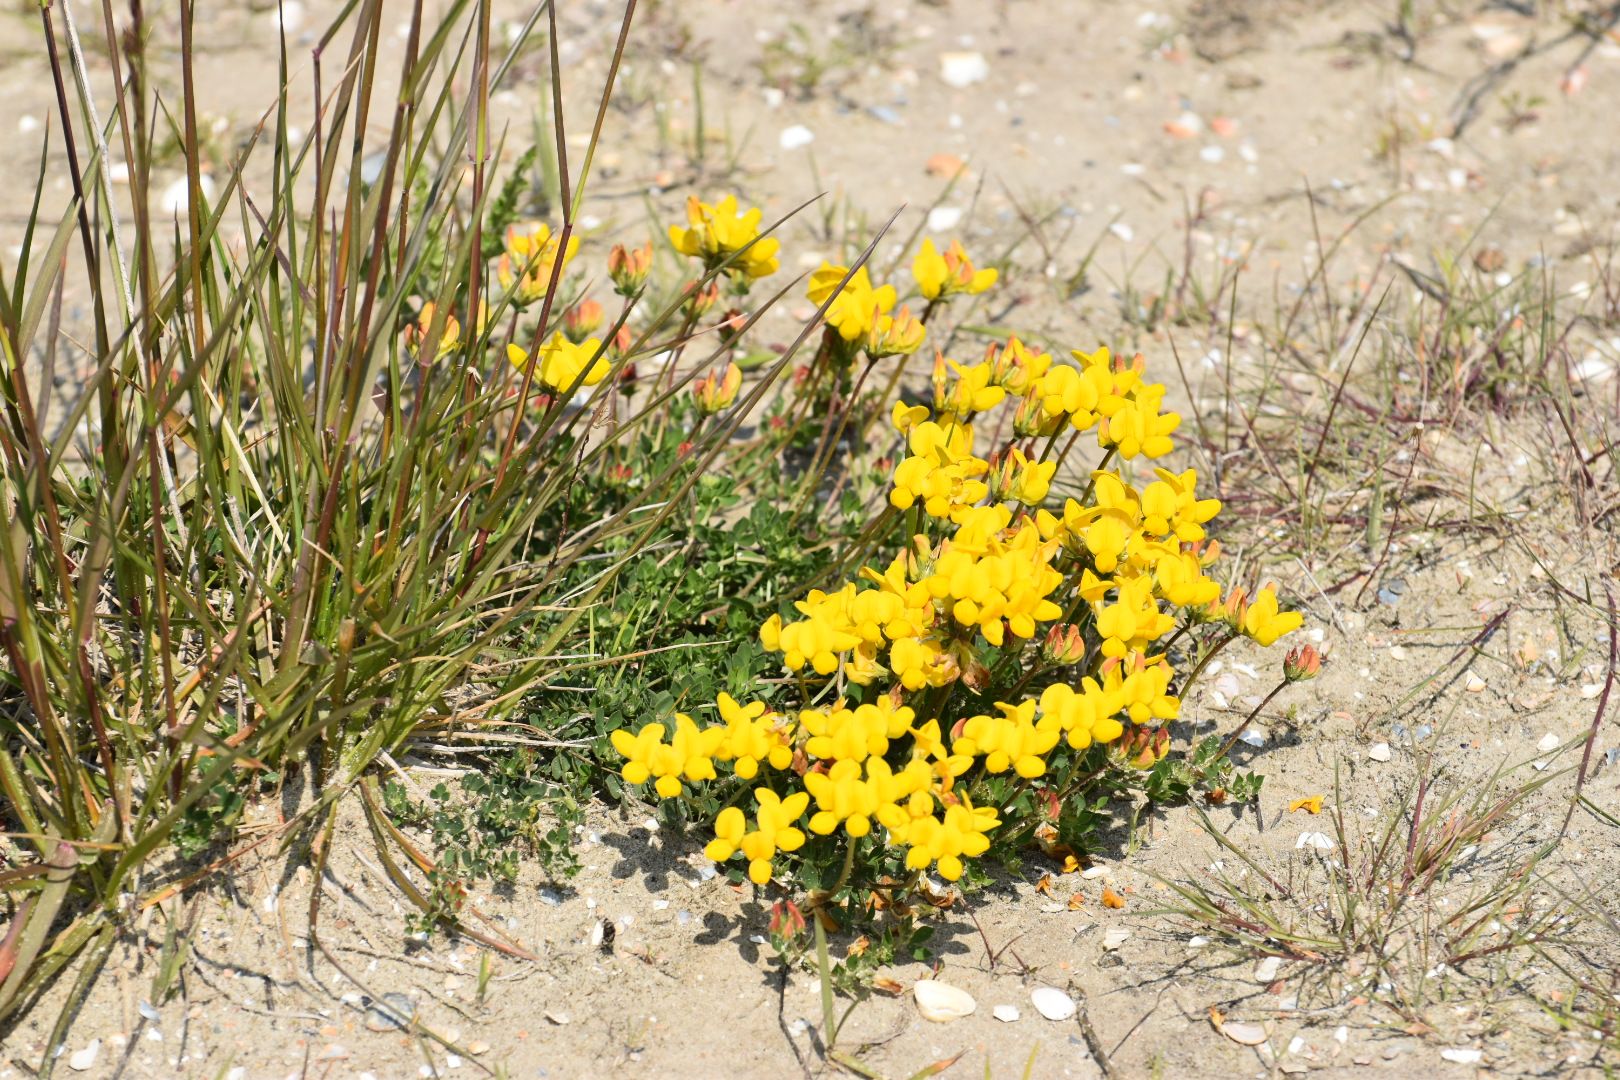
[0,0,808,1044]
[1160,754,1579,1025]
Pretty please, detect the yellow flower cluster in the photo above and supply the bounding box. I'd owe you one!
[507,334,609,393]
[668,194,780,282]
[497,222,580,308]
[599,229,1305,890]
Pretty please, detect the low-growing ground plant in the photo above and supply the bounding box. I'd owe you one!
[597,227,1319,1051]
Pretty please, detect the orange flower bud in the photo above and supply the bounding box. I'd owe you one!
[1283,643,1322,682]
[693,362,742,414]
[563,299,604,342]
[682,279,720,319]
[1041,623,1087,666]
[607,241,653,295]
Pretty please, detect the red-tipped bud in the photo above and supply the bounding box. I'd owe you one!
[607,241,653,296]
[1283,644,1322,682]
[1041,623,1087,666]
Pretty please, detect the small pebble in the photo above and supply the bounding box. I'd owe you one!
[364,993,416,1032]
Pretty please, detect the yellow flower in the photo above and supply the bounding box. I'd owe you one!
[1087,571,1175,658]
[807,263,897,343]
[407,302,462,358]
[922,519,1065,645]
[668,195,780,282]
[911,238,998,301]
[867,305,927,358]
[938,360,1006,418]
[712,693,794,779]
[895,793,999,881]
[952,700,1060,779]
[496,222,579,307]
[1105,653,1181,725]
[1098,382,1180,459]
[891,401,930,434]
[1289,795,1325,814]
[988,335,1051,395]
[507,333,610,393]
[803,757,933,840]
[609,715,724,798]
[889,419,990,521]
[1240,585,1302,646]
[1038,680,1126,749]
[800,699,913,763]
[884,634,948,690]
[704,789,810,885]
[991,448,1057,507]
[1139,468,1221,542]
[693,362,742,414]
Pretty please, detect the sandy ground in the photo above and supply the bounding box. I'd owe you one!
[4,0,1620,1076]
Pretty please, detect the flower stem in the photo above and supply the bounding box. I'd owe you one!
[813,912,838,1051]
[1215,677,1289,758]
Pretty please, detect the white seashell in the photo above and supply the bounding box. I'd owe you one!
[1368,742,1392,762]
[992,1004,1020,1023]
[1102,928,1131,950]
[1253,956,1282,982]
[1580,682,1603,699]
[938,51,989,88]
[1464,672,1487,693]
[1080,864,1110,879]
[68,1041,100,1071]
[927,206,964,232]
[160,174,217,217]
[913,979,976,1022]
[1030,987,1076,1021]
[1537,732,1560,752]
[272,1,306,35]
[1440,1048,1483,1064]
[778,125,815,151]
[1220,1020,1269,1045]
[1296,831,1334,851]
